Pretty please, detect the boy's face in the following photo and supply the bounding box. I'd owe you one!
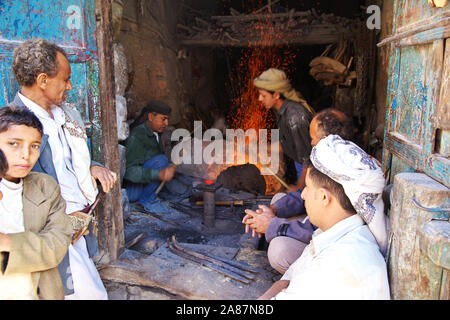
[0,125,41,183]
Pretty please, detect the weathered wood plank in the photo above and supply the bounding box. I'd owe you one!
[211,11,310,22]
[377,13,450,47]
[397,25,450,47]
[181,24,353,47]
[388,173,449,300]
[95,0,124,262]
[419,221,450,269]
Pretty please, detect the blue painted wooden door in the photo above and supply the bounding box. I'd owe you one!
[383,1,449,188]
[0,0,101,159]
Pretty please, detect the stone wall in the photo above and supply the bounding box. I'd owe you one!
[116,0,190,127]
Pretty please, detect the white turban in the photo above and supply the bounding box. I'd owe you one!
[310,135,388,256]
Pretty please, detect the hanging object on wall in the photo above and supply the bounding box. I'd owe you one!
[309,42,356,86]
[427,0,448,8]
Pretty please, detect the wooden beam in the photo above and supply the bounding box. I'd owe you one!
[181,25,353,47]
[377,15,450,47]
[94,0,124,262]
[211,11,310,23]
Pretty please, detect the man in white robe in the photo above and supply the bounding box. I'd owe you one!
[258,135,390,300]
[11,39,117,299]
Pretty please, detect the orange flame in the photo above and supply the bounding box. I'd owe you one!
[224,1,296,194]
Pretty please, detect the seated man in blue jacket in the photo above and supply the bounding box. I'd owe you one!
[124,100,176,210]
[243,108,354,274]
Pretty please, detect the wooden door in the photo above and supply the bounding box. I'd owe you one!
[380,0,450,300]
[0,0,102,160]
[382,1,449,188]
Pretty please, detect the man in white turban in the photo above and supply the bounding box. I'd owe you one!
[253,68,314,182]
[258,135,390,300]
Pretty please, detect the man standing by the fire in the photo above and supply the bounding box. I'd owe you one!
[253,68,314,184]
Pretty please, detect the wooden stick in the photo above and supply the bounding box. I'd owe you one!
[263,166,290,189]
[230,8,241,16]
[211,11,310,22]
[253,0,280,14]
[155,164,178,195]
[377,16,450,47]
[195,200,244,206]
[125,232,145,249]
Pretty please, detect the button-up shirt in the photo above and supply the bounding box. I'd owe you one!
[275,214,390,300]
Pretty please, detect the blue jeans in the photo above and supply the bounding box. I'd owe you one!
[125,154,170,205]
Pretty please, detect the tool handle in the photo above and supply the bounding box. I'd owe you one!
[195,200,244,206]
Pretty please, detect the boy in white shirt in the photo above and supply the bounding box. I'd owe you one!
[0,105,72,299]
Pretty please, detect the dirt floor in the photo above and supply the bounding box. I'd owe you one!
[101,187,280,300]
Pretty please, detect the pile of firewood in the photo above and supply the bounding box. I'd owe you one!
[176,3,356,47]
[309,42,356,86]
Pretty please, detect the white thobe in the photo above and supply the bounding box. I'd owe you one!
[275,215,390,300]
[19,93,108,300]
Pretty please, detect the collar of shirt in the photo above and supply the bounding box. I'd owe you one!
[310,214,365,256]
[18,92,52,120]
[1,178,23,190]
[276,99,290,117]
[144,121,160,142]
[18,92,65,125]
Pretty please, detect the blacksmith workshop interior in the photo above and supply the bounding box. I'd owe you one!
[2,0,448,300]
[101,0,391,299]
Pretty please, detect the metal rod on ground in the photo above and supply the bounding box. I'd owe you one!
[167,239,251,284]
[172,235,258,274]
[171,236,255,280]
[263,166,290,189]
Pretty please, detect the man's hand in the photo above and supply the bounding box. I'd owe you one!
[0,233,11,252]
[243,205,276,237]
[242,210,262,238]
[159,165,176,182]
[90,165,118,193]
